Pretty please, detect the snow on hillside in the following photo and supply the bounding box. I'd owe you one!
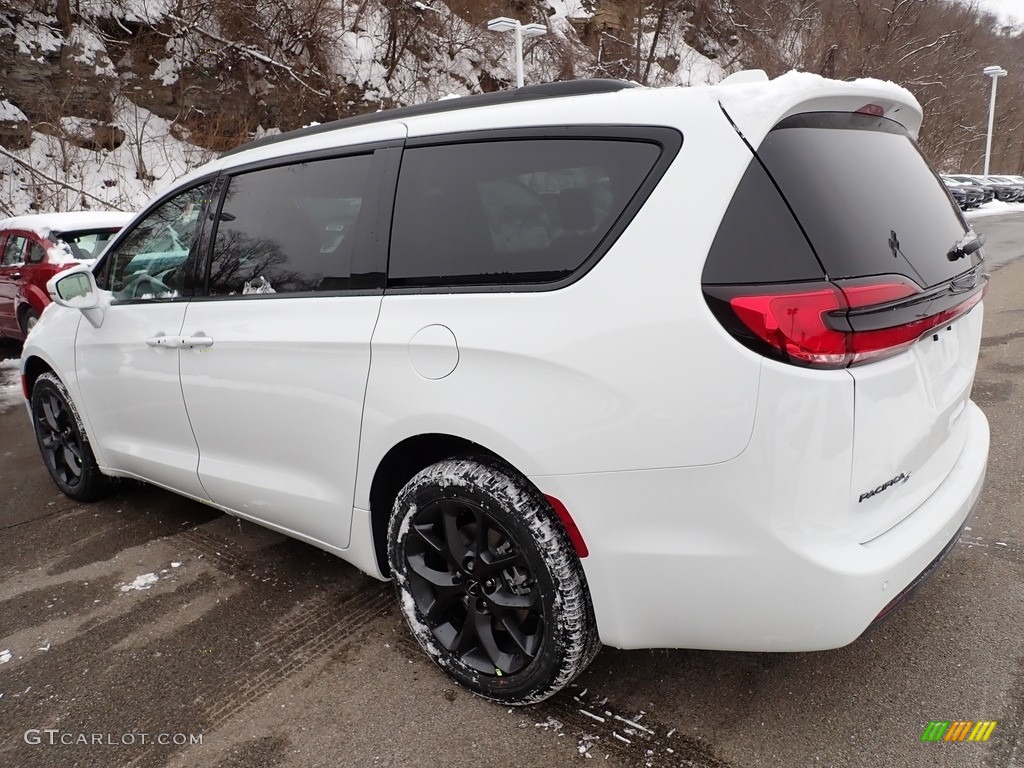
[1,100,214,217]
[0,0,727,218]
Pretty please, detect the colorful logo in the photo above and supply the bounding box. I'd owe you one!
[920,721,997,742]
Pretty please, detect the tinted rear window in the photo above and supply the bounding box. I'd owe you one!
[388,139,661,287]
[757,113,970,288]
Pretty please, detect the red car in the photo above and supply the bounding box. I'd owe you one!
[0,211,132,341]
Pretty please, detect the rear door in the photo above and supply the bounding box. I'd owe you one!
[177,144,398,550]
[752,113,985,540]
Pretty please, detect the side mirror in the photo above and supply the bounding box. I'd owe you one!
[47,266,108,328]
[49,267,99,308]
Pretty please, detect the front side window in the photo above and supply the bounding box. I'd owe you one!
[2,235,26,267]
[102,182,213,301]
[207,154,372,296]
[388,139,661,287]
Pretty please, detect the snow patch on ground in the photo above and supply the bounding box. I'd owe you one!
[0,100,28,122]
[119,573,159,592]
[546,1,593,21]
[14,12,63,58]
[965,201,1024,219]
[152,55,180,87]
[68,23,115,76]
[79,0,176,24]
[0,358,23,414]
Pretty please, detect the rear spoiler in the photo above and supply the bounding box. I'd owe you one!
[715,70,923,148]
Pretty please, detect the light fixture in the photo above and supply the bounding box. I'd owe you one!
[487,17,547,88]
[982,65,1008,176]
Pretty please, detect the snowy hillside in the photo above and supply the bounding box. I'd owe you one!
[2,0,1023,219]
[0,0,727,218]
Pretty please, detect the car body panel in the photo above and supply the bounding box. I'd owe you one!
[178,296,383,550]
[73,300,208,498]
[534,397,986,650]
[846,307,982,541]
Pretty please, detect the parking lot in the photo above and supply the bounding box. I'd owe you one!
[1,214,1022,768]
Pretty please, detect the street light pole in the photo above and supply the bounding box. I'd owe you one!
[487,17,547,88]
[983,65,1008,176]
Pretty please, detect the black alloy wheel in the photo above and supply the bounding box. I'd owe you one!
[389,456,599,705]
[405,496,543,676]
[31,372,111,501]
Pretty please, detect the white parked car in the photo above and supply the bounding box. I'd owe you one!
[21,71,989,704]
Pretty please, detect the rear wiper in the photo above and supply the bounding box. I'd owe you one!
[947,231,985,262]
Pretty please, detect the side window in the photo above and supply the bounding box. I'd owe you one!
[207,154,372,296]
[2,236,27,267]
[26,240,46,264]
[102,182,213,301]
[57,230,119,261]
[388,139,661,287]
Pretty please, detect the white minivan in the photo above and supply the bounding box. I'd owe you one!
[22,71,989,704]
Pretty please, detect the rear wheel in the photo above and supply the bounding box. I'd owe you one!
[31,372,112,501]
[388,457,599,705]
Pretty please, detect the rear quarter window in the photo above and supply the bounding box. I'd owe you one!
[387,137,667,288]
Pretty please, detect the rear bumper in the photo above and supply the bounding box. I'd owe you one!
[867,505,972,629]
[532,400,989,651]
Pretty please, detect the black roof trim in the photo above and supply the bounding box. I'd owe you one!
[220,79,640,158]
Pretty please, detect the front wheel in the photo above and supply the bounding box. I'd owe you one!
[388,457,599,705]
[31,372,113,501]
[21,308,39,336]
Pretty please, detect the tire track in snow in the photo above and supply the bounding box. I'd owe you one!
[198,584,391,729]
[178,525,255,576]
[392,628,731,767]
[119,526,392,768]
[536,688,732,767]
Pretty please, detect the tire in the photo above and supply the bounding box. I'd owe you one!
[388,456,600,705]
[31,372,113,501]
[21,308,40,336]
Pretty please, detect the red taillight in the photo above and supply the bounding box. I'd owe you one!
[730,287,850,367]
[724,277,982,368]
[848,288,984,364]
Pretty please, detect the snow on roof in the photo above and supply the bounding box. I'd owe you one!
[0,210,134,238]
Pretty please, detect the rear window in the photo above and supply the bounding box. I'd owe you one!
[757,113,971,288]
[388,138,662,287]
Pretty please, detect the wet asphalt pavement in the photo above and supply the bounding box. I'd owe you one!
[0,214,1023,768]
